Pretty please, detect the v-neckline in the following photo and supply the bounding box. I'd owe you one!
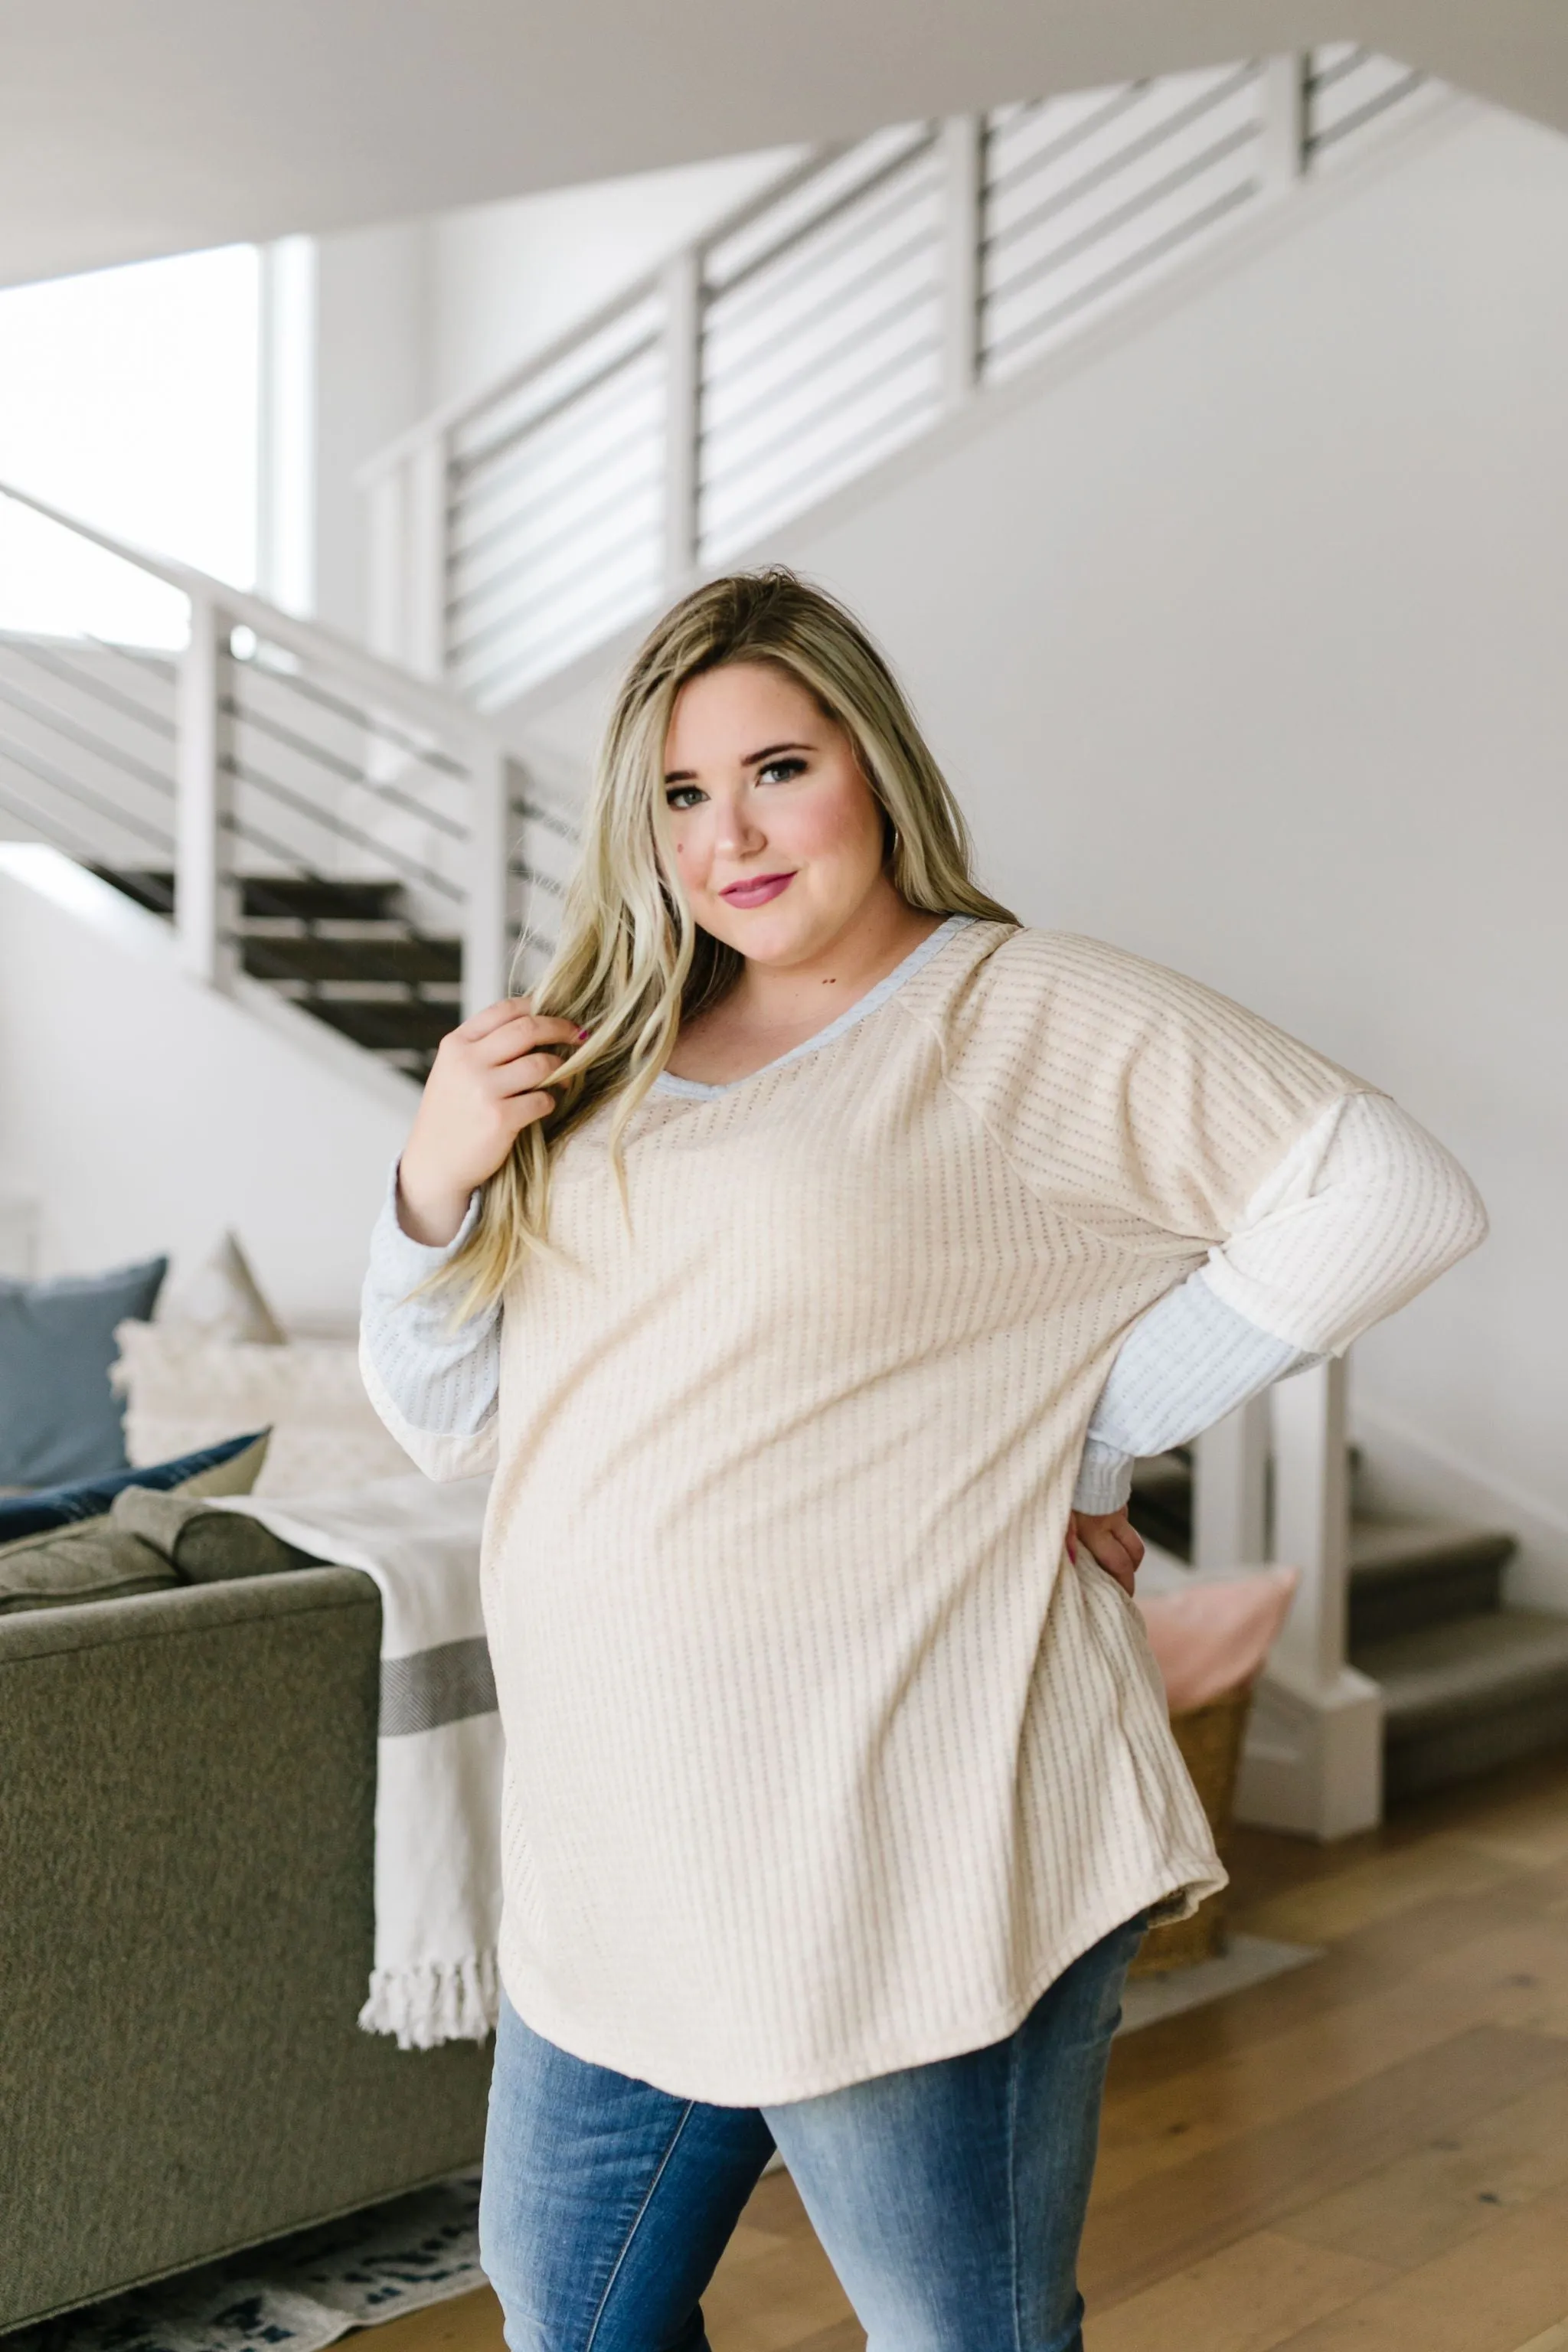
[653,915,975,1100]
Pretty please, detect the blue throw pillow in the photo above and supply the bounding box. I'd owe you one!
[0,1429,270,1547]
[0,1256,168,1487]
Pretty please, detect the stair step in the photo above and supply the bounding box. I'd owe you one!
[1130,1459,1516,1641]
[87,864,452,1077]
[1348,1518,1515,1645]
[1354,1610,1568,1802]
[92,868,410,924]
[302,998,457,1055]
[241,936,462,986]
[239,877,408,923]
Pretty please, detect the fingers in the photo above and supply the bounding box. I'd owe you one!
[500,1089,557,1133]
[469,1011,583,1070]
[1068,1510,1144,1599]
[452,998,583,1053]
[454,996,534,1041]
[492,1049,576,1099]
[1079,1526,1138,1596]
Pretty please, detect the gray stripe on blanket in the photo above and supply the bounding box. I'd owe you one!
[381,1637,498,1735]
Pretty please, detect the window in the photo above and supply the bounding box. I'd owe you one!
[0,243,260,643]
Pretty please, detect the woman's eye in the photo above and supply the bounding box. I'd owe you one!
[758,758,807,785]
[665,786,706,811]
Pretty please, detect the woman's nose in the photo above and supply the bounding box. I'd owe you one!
[714,794,764,854]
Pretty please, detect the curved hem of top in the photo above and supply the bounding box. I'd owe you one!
[495,1851,1225,2109]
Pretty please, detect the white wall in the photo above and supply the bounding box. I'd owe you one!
[520,103,1568,1600]
[0,851,415,1330]
[307,220,433,643]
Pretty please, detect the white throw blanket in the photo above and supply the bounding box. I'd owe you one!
[219,1474,501,2050]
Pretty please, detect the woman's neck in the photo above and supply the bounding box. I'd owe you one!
[668,893,943,1086]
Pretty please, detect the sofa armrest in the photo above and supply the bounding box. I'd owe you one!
[0,1568,490,2328]
[0,1559,377,1664]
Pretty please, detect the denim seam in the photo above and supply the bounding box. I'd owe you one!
[1007,2027,1024,2352]
[583,2100,698,2351]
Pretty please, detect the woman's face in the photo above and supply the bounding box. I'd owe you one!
[662,660,891,966]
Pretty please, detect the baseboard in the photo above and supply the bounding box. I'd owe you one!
[1353,1401,1568,1619]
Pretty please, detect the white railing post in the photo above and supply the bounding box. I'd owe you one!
[1270,1356,1351,1686]
[1192,1392,1271,1570]
[1261,53,1308,193]
[939,115,985,408]
[663,249,703,589]
[463,740,514,1016]
[1247,1348,1383,1839]
[175,589,237,989]
[408,436,450,681]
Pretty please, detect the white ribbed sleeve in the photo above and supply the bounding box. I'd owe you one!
[358,1164,499,1482]
[1071,1093,1488,1514]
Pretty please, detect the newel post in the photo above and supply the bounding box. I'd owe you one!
[1191,1392,1272,1570]
[1262,1350,1383,1838]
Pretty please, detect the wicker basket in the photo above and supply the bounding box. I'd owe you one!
[1129,1679,1255,1977]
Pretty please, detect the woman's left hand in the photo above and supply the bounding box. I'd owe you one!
[1067,1508,1145,1598]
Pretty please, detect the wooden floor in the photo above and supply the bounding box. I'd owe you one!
[374,1749,1568,2352]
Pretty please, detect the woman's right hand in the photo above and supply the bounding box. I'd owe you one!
[396,999,583,1246]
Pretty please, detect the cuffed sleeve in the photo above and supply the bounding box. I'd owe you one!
[1074,1090,1486,1503]
[1071,1439,1135,1514]
[358,1161,501,1482]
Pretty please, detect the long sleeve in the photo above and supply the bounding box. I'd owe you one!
[358,1162,501,1481]
[1072,1091,1488,1513]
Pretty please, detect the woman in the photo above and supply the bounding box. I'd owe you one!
[361,570,1485,2352]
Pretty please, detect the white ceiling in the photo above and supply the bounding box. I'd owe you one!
[1,0,1562,289]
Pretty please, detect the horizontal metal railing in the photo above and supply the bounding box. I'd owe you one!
[0,479,578,1075]
[361,47,1440,714]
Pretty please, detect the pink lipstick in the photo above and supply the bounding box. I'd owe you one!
[720,871,795,908]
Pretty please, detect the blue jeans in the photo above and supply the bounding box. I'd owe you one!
[478,1910,1146,2352]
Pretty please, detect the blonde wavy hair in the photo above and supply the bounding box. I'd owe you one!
[437,567,1016,1312]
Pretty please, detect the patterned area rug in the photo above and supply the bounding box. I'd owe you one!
[11,2174,485,2352]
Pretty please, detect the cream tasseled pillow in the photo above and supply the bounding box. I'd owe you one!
[155,1230,287,1345]
[111,1324,411,1496]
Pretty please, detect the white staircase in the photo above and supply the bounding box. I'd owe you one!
[0,481,577,1073]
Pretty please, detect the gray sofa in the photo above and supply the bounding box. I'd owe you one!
[0,1564,492,2328]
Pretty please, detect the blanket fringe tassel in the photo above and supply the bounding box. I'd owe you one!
[359,1952,500,2050]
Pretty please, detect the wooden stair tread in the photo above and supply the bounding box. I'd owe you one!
[1349,1517,1515,1582]
[1354,1610,1568,1729]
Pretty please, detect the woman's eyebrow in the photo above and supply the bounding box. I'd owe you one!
[744,740,813,766]
[663,740,814,785]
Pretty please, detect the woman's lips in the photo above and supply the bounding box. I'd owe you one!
[719,871,795,908]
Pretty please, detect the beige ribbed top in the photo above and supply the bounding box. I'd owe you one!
[482,920,1362,2102]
